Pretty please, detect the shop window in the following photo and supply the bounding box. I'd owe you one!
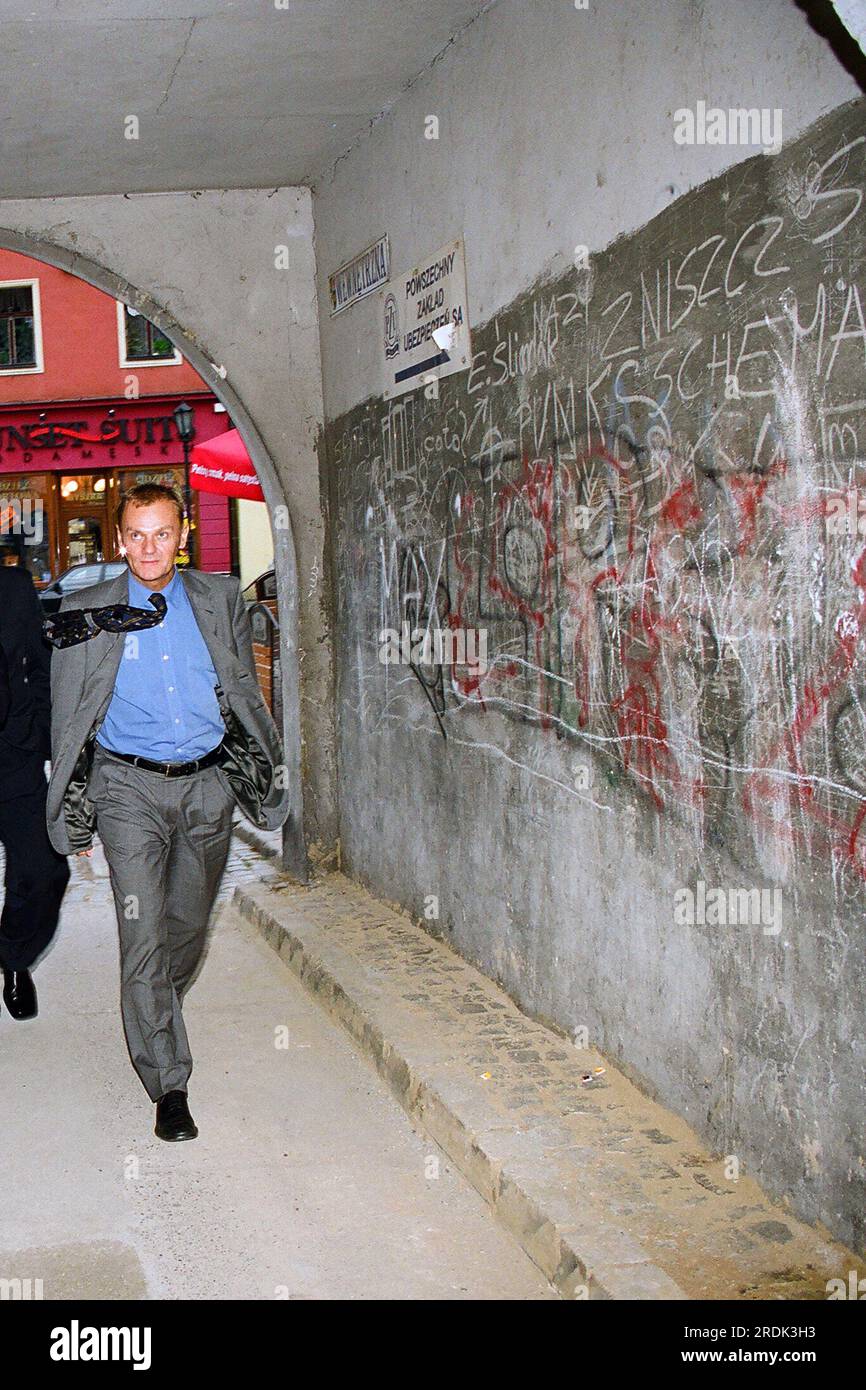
[0,281,42,373]
[117,303,180,366]
[59,473,110,506]
[0,473,52,583]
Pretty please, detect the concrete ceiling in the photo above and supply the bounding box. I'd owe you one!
[0,0,490,199]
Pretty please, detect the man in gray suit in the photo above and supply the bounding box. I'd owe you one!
[46,483,289,1140]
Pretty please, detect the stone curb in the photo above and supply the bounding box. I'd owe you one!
[231,818,281,862]
[233,880,689,1301]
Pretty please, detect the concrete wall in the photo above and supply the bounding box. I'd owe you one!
[0,188,337,870]
[313,0,866,1250]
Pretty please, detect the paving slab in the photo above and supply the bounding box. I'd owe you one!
[0,837,556,1301]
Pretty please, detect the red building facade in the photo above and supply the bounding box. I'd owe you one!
[0,250,233,585]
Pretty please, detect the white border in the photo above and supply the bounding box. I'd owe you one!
[116,299,181,368]
[0,278,44,376]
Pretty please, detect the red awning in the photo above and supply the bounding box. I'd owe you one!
[189,428,264,501]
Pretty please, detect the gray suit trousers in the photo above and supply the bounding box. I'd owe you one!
[89,743,235,1101]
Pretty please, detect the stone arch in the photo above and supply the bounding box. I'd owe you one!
[0,226,308,880]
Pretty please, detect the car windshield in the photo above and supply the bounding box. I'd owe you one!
[60,567,102,592]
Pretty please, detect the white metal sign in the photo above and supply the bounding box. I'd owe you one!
[380,237,471,399]
[328,234,390,316]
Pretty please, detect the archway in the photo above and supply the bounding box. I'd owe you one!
[0,226,308,881]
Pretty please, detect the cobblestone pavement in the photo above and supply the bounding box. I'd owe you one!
[4,822,863,1300]
[236,867,866,1300]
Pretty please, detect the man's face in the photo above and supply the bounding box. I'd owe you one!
[117,500,188,590]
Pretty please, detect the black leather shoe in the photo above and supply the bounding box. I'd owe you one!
[2,969,37,1020]
[154,1090,198,1142]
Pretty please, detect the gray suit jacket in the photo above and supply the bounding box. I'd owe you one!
[46,565,289,855]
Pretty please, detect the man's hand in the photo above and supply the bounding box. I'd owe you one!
[77,847,93,858]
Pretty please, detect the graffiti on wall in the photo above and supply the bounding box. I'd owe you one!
[326,100,866,898]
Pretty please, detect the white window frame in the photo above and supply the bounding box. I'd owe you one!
[0,279,44,376]
[116,300,181,368]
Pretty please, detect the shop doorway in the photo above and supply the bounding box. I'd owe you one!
[58,471,113,569]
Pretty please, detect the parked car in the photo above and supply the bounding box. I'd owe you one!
[38,561,128,615]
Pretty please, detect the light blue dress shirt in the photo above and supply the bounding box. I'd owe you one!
[96,567,226,761]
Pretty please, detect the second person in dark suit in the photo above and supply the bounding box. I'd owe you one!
[0,564,70,1020]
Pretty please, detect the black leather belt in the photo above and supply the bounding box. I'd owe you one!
[100,742,226,778]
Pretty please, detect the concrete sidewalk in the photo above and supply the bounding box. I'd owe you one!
[0,835,556,1300]
[233,852,865,1301]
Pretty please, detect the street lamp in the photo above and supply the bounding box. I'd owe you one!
[173,400,196,565]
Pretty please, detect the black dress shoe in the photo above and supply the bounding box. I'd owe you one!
[2,969,37,1020]
[154,1090,198,1142]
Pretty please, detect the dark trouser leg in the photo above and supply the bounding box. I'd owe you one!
[0,778,70,971]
